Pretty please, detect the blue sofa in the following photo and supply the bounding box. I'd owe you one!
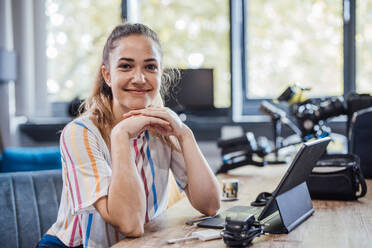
[0,147,61,172]
[0,146,62,247]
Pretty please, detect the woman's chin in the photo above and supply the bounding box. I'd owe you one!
[118,99,152,112]
[126,103,149,110]
[130,106,146,110]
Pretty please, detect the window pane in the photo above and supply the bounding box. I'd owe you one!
[356,0,372,93]
[139,0,230,108]
[46,0,121,102]
[246,0,343,98]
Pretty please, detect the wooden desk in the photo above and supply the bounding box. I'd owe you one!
[112,165,372,248]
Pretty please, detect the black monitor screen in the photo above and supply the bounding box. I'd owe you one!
[164,68,214,112]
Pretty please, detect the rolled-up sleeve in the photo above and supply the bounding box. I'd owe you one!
[60,122,111,215]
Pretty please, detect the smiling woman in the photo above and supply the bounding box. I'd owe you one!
[36,23,220,248]
[101,34,162,116]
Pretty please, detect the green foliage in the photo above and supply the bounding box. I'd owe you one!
[247,0,343,98]
[46,0,121,101]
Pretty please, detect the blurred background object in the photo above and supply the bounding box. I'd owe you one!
[0,0,370,167]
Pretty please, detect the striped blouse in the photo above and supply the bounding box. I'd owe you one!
[50,115,188,247]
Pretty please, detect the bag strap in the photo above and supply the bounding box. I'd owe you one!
[355,167,367,198]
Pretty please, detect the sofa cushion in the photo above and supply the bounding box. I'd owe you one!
[0,169,62,248]
[0,147,61,172]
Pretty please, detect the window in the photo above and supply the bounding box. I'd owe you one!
[46,0,121,102]
[232,0,360,121]
[356,0,372,93]
[136,0,230,108]
[245,0,343,98]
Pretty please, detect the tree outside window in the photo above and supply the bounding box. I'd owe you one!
[246,0,343,99]
[46,0,121,102]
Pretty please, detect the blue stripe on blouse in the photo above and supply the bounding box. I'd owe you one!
[73,121,93,134]
[145,131,158,212]
[176,179,185,191]
[85,213,93,247]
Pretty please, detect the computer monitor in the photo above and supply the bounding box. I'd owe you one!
[164,68,214,112]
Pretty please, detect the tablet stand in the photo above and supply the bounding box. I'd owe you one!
[263,182,314,234]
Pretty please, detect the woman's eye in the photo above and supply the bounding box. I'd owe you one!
[119,64,131,69]
[146,64,158,71]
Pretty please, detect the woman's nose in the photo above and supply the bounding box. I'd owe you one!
[132,69,146,83]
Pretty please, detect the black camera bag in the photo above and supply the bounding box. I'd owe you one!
[307,153,367,200]
[349,107,372,178]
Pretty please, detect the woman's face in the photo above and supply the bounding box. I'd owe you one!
[103,34,162,114]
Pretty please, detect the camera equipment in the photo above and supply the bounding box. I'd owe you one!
[218,86,372,174]
[216,132,270,174]
[273,86,372,142]
[259,100,302,161]
[307,153,367,200]
[221,215,264,247]
[277,85,310,105]
[250,191,273,207]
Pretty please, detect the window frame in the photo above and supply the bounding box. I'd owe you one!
[231,0,357,122]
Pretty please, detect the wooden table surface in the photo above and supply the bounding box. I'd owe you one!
[112,164,372,248]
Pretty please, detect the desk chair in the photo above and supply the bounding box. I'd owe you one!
[350,107,372,178]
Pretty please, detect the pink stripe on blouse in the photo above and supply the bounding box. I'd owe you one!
[69,215,79,247]
[62,130,83,209]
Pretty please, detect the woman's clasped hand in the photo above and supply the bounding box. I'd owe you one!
[118,107,186,139]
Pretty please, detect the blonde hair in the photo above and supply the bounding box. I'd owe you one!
[81,23,179,150]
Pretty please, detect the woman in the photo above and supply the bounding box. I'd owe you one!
[37,23,220,248]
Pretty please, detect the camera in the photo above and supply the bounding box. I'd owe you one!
[216,132,271,174]
[221,215,264,247]
[276,86,372,140]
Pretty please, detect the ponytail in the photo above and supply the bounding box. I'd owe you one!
[82,62,114,147]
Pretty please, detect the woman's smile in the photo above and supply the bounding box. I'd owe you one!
[123,88,153,95]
